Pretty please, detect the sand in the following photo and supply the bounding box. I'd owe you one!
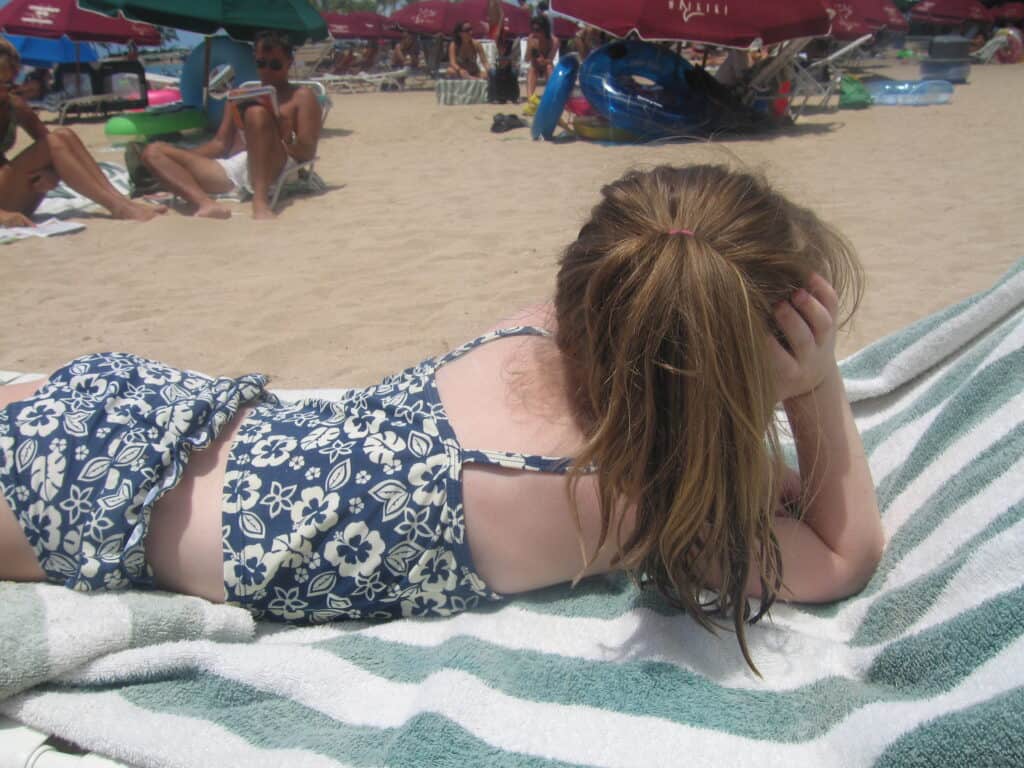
[3,61,1022,388]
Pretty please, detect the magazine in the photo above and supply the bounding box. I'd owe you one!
[226,85,279,129]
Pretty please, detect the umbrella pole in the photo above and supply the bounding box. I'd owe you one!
[203,35,212,108]
[75,42,81,97]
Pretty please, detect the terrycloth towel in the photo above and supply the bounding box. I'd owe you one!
[34,161,133,219]
[0,584,254,701]
[1,259,1022,767]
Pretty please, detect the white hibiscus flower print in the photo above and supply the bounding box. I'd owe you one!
[408,549,458,594]
[223,470,262,514]
[138,361,183,386]
[237,418,272,444]
[259,480,297,519]
[104,397,152,427]
[21,501,61,551]
[400,590,446,617]
[251,435,297,467]
[407,454,449,507]
[342,409,386,439]
[290,487,340,538]
[324,521,385,579]
[16,398,67,438]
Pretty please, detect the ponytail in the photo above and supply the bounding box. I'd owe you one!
[555,164,862,672]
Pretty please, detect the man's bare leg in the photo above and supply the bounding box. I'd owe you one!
[241,105,289,221]
[0,380,48,582]
[140,142,235,219]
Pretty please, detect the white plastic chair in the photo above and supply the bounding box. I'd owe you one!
[970,35,1008,63]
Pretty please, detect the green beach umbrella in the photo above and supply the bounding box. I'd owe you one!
[80,0,329,44]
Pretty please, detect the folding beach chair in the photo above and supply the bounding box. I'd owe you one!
[790,33,874,116]
[970,35,1008,63]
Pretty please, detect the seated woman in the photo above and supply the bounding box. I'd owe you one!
[447,21,489,80]
[526,16,559,98]
[391,30,421,69]
[0,40,163,227]
[17,68,52,102]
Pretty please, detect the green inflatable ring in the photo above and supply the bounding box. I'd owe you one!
[105,105,207,141]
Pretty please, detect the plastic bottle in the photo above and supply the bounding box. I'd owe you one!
[866,80,954,106]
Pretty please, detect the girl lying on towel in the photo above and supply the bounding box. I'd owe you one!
[0,164,884,672]
[0,39,164,227]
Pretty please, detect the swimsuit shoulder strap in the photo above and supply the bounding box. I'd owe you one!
[434,325,578,475]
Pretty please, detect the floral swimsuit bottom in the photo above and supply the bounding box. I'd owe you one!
[0,327,573,623]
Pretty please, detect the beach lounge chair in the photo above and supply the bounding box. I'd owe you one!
[970,35,1009,63]
[790,33,874,116]
[312,68,409,94]
[50,60,150,125]
[290,40,337,79]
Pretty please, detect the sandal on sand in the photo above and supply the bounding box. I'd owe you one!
[491,114,528,133]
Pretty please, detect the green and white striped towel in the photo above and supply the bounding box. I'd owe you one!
[1,259,1021,767]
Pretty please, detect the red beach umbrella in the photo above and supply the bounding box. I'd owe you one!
[324,11,401,40]
[548,0,832,47]
[826,0,908,40]
[992,3,1024,22]
[908,0,992,24]
[0,0,160,45]
[391,0,531,38]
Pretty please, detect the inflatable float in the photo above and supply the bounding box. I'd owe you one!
[571,114,637,142]
[531,54,580,141]
[105,103,206,141]
[579,40,710,139]
[180,36,259,129]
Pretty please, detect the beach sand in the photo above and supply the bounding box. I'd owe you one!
[3,61,1022,388]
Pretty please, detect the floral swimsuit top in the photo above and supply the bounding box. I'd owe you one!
[221,326,576,623]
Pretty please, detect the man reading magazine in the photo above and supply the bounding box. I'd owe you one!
[141,30,322,220]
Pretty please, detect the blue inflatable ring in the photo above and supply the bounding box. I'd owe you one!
[531,53,580,141]
[180,37,259,130]
[579,41,710,139]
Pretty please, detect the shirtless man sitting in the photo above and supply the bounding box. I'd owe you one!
[140,30,322,220]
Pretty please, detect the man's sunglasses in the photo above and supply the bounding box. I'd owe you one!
[255,58,285,71]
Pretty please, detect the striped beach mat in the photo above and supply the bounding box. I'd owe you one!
[1,259,1022,767]
[435,78,489,105]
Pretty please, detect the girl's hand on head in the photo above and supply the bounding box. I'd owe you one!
[770,273,840,403]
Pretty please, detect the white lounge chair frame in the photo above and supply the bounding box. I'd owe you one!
[971,35,1009,63]
[789,33,874,116]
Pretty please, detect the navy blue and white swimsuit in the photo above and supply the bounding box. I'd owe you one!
[0,327,575,622]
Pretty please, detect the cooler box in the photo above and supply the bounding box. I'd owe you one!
[922,35,971,84]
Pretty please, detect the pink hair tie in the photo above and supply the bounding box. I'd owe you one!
[668,228,694,237]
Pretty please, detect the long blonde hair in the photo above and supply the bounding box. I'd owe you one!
[554,164,863,672]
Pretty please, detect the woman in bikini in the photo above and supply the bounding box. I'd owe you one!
[447,21,489,80]
[526,15,559,98]
[0,39,164,228]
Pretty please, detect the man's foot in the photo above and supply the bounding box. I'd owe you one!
[194,202,232,219]
[112,200,168,222]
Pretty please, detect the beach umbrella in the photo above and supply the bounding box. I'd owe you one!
[79,0,329,44]
[323,11,402,40]
[908,0,992,23]
[0,0,160,45]
[827,0,909,39]
[548,0,832,47]
[2,33,99,66]
[992,2,1024,22]
[390,0,531,38]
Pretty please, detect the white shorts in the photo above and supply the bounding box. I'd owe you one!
[215,151,298,195]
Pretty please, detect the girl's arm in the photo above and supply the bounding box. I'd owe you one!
[766,274,884,601]
[13,94,48,142]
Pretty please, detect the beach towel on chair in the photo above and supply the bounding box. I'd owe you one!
[0,259,1022,767]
